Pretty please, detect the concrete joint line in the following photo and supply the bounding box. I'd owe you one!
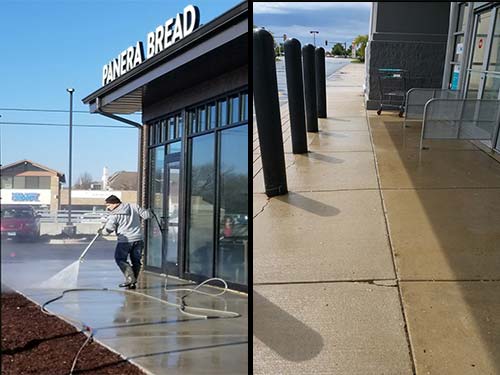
[365,110,417,375]
[254,278,398,287]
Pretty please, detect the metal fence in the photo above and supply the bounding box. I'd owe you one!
[38,210,108,224]
[419,98,500,160]
[404,88,463,128]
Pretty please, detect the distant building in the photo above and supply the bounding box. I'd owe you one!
[0,160,65,212]
[108,171,138,191]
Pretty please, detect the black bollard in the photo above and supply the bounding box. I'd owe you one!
[284,38,308,154]
[253,28,288,197]
[302,44,318,132]
[315,47,327,118]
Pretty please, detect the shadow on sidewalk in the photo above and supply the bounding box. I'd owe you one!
[370,113,500,373]
[276,192,341,217]
[306,152,345,165]
[253,291,324,361]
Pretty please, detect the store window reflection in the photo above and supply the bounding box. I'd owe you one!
[217,125,248,284]
[187,133,215,277]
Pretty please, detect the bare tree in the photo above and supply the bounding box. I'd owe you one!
[74,172,93,189]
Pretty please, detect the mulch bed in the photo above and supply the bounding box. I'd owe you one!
[1,292,145,375]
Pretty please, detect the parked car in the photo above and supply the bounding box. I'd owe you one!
[0,204,41,241]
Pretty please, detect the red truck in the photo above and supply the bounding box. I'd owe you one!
[1,204,41,241]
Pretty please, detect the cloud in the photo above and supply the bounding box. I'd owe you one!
[253,2,371,15]
[253,3,370,44]
[264,24,368,44]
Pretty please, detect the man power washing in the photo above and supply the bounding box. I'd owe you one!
[99,195,152,289]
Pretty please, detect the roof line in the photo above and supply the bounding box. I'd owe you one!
[82,1,247,104]
[1,159,65,177]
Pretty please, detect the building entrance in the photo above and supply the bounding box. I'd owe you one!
[146,141,181,276]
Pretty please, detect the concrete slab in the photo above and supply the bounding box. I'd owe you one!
[375,149,500,189]
[253,190,395,283]
[326,103,366,117]
[2,240,248,375]
[371,127,477,152]
[19,269,248,375]
[401,281,500,375]
[382,189,500,280]
[308,130,372,152]
[253,151,378,193]
[254,283,413,375]
[319,116,369,131]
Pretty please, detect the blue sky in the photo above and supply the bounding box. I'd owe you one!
[0,0,242,184]
[253,2,371,47]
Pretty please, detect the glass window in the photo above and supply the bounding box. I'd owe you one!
[156,121,162,144]
[229,95,239,124]
[161,120,167,143]
[147,145,164,268]
[453,34,464,62]
[198,106,207,131]
[483,8,500,99]
[13,176,25,188]
[176,114,183,138]
[457,3,469,33]
[39,176,51,189]
[208,102,216,129]
[168,117,175,140]
[25,176,38,189]
[1,176,13,189]
[241,92,248,121]
[217,125,248,284]
[218,99,228,126]
[187,133,215,277]
[168,141,181,154]
[188,109,197,134]
[149,123,156,145]
[470,10,491,71]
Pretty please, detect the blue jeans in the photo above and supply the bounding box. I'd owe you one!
[115,241,144,283]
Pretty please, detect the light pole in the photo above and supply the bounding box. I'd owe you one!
[310,30,319,46]
[66,88,76,236]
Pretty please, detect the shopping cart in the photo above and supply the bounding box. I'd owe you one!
[376,68,408,117]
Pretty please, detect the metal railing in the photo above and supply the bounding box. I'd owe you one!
[419,98,500,161]
[38,210,108,224]
[403,88,463,128]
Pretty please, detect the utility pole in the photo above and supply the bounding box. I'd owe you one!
[65,88,76,236]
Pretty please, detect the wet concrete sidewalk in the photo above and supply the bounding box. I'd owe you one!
[253,62,500,374]
[2,245,248,375]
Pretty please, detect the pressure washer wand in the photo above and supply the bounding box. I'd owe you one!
[78,227,103,263]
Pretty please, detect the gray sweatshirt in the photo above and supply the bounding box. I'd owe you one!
[104,203,151,243]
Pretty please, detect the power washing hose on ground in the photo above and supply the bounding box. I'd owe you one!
[40,225,240,374]
[40,279,241,375]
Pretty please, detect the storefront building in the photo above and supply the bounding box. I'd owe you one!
[442,2,500,152]
[1,160,65,212]
[83,2,248,291]
[367,1,500,152]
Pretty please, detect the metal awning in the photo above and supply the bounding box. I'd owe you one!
[82,1,247,115]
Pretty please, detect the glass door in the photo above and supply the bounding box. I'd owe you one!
[486,7,500,151]
[147,142,181,275]
[163,141,181,275]
[466,8,492,99]
[147,145,165,270]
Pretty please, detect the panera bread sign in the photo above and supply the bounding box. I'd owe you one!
[102,5,200,86]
